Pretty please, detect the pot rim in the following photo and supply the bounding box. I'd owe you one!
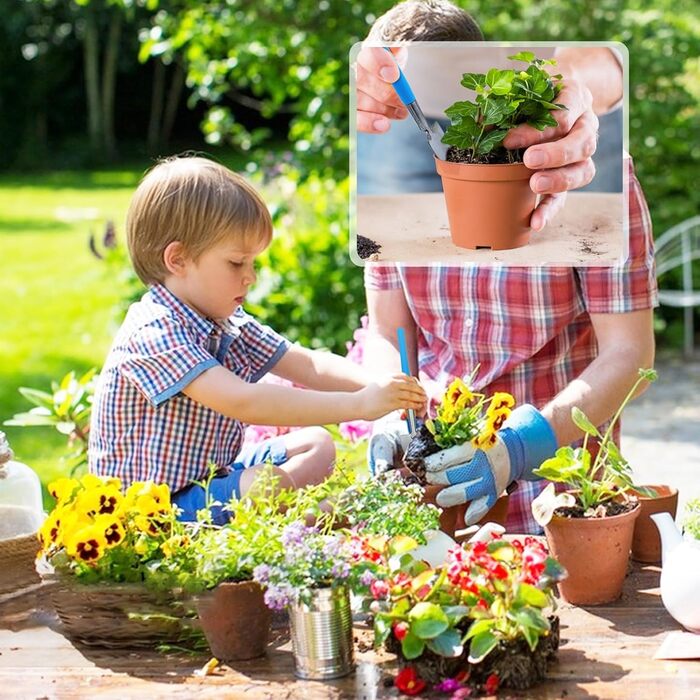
[548,499,641,526]
[627,484,678,500]
[435,156,533,182]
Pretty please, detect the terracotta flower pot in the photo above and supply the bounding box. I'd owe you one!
[629,485,678,564]
[478,493,510,528]
[435,158,535,250]
[196,580,270,661]
[544,503,640,605]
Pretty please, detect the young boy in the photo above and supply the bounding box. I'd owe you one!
[89,156,426,523]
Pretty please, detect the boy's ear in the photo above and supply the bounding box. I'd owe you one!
[163,241,189,276]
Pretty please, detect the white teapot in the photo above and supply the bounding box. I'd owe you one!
[651,511,700,633]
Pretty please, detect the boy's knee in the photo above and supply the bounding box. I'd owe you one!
[239,464,294,497]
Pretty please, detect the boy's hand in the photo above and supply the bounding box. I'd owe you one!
[359,374,426,422]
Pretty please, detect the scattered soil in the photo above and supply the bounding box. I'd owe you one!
[387,617,560,692]
[579,239,603,256]
[402,424,441,485]
[446,146,525,165]
[357,235,382,259]
[554,500,637,519]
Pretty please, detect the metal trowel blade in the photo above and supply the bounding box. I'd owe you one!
[427,122,448,160]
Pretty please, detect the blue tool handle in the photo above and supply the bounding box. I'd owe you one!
[383,47,415,106]
[396,327,417,434]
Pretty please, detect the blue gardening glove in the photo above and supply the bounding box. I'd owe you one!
[424,405,557,525]
[367,412,415,475]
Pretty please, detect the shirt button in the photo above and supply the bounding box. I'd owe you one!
[465,318,474,328]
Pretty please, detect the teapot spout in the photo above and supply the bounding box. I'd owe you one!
[650,512,682,566]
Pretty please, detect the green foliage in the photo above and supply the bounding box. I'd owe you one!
[683,498,700,541]
[365,534,565,666]
[335,471,440,542]
[4,369,96,474]
[443,53,564,162]
[533,368,658,516]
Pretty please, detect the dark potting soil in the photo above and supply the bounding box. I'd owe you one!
[554,500,636,519]
[387,617,560,692]
[357,235,382,259]
[402,424,441,485]
[446,145,525,165]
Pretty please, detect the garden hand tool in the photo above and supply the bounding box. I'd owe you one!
[397,327,418,435]
[422,404,557,524]
[383,47,448,160]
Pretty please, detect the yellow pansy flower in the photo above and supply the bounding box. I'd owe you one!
[161,534,190,558]
[472,429,498,450]
[48,477,79,506]
[124,481,172,512]
[94,514,126,548]
[38,507,80,552]
[445,378,474,410]
[486,406,511,432]
[64,523,108,564]
[488,392,515,412]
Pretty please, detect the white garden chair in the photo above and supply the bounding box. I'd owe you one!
[655,215,700,358]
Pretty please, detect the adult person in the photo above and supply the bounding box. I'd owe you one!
[358,0,656,532]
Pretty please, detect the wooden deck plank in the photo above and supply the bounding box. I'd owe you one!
[2,565,699,699]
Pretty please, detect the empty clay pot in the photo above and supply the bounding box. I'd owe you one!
[435,158,535,250]
[544,502,640,605]
[423,483,460,537]
[196,580,270,661]
[629,485,678,564]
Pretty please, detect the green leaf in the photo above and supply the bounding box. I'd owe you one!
[508,51,536,64]
[17,387,55,410]
[461,72,486,90]
[571,407,601,438]
[463,618,495,641]
[468,630,499,663]
[408,602,449,639]
[426,628,463,657]
[374,615,392,646]
[442,605,469,626]
[482,99,508,126]
[476,129,508,154]
[515,583,549,608]
[445,100,477,121]
[486,69,514,95]
[401,631,426,660]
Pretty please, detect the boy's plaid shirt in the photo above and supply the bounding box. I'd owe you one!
[89,284,289,492]
[365,160,658,533]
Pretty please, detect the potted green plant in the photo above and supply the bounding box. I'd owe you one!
[531,368,657,605]
[437,51,566,250]
[355,532,565,693]
[402,373,515,534]
[253,521,355,680]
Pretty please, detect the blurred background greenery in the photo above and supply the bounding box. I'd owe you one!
[2,0,698,495]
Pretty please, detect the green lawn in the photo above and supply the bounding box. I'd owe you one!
[0,169,146,499]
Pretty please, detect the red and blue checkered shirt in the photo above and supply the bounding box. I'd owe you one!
[365,159,658,533]
[89,284,289,492]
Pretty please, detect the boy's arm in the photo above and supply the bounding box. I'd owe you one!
[182,364,425,426]
[271,344,370,391]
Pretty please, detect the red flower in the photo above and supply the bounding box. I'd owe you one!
[395,667,427,696]
[484,673,500,695]
[370,579,390,599]
[393,621,409,641]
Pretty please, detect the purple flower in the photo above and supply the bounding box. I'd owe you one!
[253,563,271,584]
[331,561,350,579]
[359,569,376,587]
[434,677,464,693]
[281,521,315,548]
[263,582,296,611]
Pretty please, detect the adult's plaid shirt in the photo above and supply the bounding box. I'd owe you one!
[365,159,658,533]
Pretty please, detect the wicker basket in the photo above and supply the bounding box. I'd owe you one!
[45,574,200,648]
[0,533,41,596]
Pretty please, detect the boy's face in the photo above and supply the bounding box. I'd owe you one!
[176,236,267,320]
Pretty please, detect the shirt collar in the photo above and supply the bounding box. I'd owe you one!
[147,283,249,337]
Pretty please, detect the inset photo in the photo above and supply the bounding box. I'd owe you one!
[351,42,628,266]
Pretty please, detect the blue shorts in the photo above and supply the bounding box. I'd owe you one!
[171,437,288,525]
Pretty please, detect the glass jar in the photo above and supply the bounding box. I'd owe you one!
[0,431,44,541]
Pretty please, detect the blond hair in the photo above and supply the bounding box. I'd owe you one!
[368,0,483,42]
[126,156,272,285]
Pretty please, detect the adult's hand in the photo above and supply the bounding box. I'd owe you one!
[503,77,599,232]
[355,46,410,134]
[424,405,557,525]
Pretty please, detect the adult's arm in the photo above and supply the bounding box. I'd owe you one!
[540,307,655,446]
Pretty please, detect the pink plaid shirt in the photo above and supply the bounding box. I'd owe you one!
[89,284,289,492]
[365,159,658,533]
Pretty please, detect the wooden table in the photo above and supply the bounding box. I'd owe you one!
[1,564,698,699]
[355,191,625,266]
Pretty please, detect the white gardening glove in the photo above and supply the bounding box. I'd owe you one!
[367,411,414,475]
